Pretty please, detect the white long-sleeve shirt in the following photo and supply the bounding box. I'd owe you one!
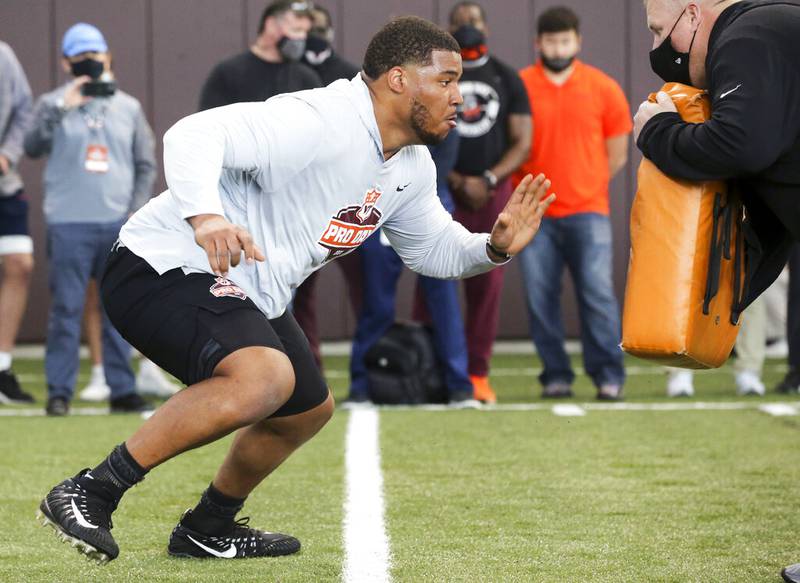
[120,74,500,318]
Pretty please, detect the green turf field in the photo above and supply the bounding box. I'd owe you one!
[1,353,799,582]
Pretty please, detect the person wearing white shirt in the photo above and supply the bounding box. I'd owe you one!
[38,16,554,563]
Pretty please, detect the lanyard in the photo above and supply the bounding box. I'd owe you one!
[79,102,108,130]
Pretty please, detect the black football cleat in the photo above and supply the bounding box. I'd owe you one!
[167,509,300,559]
[37,469,119,563]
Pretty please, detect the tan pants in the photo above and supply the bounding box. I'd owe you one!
[735,295,766,374]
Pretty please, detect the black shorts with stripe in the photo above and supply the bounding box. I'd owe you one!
[100,245,328,418]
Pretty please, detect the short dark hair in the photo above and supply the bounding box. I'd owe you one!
[537,6,580,36]
[448,1,487,26]
[258,0,313,34]
[362,16,460,80]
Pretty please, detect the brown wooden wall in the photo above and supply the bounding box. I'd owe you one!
[1,0,661,342]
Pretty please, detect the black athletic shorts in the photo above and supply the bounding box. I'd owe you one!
[100,245,329,418]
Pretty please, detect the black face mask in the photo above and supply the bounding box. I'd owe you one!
[541,54,575,73]
[649,8,697,85]
[304,34,332,66]
[70,58,104,80]
[452,25,488,61]
[278,36,306,62]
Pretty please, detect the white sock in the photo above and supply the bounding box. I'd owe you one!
[91,364,104,378]
[0,352,11,372]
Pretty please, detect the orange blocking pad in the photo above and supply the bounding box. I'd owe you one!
[621,84,743,369]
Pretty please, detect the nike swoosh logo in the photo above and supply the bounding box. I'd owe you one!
[70,499,98,529]
[719,84,742,99]
[186,534,237,558]
[396,183,411,192]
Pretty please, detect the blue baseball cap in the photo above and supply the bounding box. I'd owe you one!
[62,23,108,57]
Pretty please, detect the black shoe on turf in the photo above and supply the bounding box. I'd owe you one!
[0,369,34,404]
[110,392,153,413]
[167,509,301,559]
[37,469,119,563]
[775,370,800,395]
[45,396,70,416]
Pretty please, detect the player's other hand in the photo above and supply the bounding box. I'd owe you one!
[188,214,265,276]
[488,173,555,258]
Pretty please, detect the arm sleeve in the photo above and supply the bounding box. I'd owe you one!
[381,157,500,279]
[637,37,789,181]
[506,67,531,115]
[23,96,63,159]
[162,96,325,220]
[198,63,232,111]
[602,76,632,138]
[0,47,33,165]
[129,103,157,214]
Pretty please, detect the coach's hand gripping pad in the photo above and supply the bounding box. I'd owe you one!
[621,83,742,369]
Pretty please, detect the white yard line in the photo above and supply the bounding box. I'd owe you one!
[759,403,799,416]
[372,401,793,414]
[0,407,109,417]
[1,401,796,418]
[551,404,587,417]
[343,409,391,583]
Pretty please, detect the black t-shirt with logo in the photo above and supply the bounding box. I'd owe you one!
[454,55,530,175]
[198,52,322,111]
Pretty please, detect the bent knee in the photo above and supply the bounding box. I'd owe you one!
[316,393,335,425]
[271,392,335,447]
[214,346,296,417]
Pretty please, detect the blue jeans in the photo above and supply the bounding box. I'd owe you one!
[45,222,135,400]
[349,230,473,398]
[518,213,625,388]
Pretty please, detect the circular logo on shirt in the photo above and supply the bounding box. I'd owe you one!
[456,80,500,138]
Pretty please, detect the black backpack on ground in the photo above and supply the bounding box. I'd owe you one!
[364,322,447,405]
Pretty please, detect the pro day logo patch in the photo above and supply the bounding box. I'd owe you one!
[318,187,383,263]
[209,277,247,300]
[457,80,500,138]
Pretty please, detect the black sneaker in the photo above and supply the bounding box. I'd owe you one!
[37,469,119,563]
[167,509,300,559]
[0,369,34,404]
[46,396,70,416]
[110,393,153,413]
[775,371,800,395]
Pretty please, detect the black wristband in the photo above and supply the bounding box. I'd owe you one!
[486,238,511,261]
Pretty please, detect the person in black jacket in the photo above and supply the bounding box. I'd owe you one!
[635,0,800,324]
[198,0,321,111]
[636,4,800,577]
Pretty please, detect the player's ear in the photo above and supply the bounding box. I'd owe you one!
[386,66,407,95]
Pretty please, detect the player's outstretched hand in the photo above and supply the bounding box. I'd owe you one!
[488,173,555,258]
[188,214,266,276]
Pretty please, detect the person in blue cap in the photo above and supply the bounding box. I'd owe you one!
[23,23,157,416]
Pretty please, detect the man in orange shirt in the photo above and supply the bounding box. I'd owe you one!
[515,6,631,400]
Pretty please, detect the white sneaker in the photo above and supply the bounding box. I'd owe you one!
[136,359,179,398]
[736,370,765,396]
[79,367,111,402]
[667,370,695,398]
